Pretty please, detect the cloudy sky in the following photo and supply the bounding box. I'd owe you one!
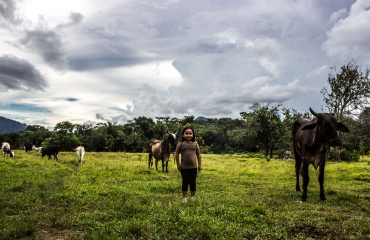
[1,0,370,128]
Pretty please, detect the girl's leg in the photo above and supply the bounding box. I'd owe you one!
[189,168,197,199]
[181,169,189,202]
[182,191,188,202]
[191,191,195,198]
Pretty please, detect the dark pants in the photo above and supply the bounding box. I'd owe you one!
[181,168,197,192]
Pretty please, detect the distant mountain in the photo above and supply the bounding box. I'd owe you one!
[195,116,208,121]
[0,116,27,134]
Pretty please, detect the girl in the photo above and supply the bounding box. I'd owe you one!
[175,126,202,203]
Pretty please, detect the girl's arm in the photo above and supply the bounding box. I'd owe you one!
[175,142,182,171]
[196,142,202,171]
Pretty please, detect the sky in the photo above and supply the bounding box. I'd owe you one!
[1,0,370,128]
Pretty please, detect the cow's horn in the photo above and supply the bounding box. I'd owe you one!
[309,108,318,117]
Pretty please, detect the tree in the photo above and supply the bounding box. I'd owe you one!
[133,116,155,140]
[321,60,370,120]
[240,103,284,158]
[321,61,370,161]
[279,108,308,152]
[47,121,80,151]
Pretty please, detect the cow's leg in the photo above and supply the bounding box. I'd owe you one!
[165,160,168,172]
[318,157,327,201]
[155,159,159,171]
[160,153,165,172]
[148,152,152,169]
[301,160,309,202]
[294,150,302,192]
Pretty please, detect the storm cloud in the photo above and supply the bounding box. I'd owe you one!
[20,30,67,70]
[0,0,369,127]
[0,55,48,91]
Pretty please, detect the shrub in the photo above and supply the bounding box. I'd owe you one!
[327,148,360,162]
[340,149,360,162]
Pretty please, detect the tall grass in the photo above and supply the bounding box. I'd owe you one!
[0,151,369,239]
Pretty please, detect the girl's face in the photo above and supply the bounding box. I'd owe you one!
[183,128,194,141]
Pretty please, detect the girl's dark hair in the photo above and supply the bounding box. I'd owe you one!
[181,126,196,142]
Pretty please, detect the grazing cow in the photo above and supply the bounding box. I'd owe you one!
[2,142,10,156]
[76,146,85,165]
[148,131,177,172]
[32,146,43,152]
[41,145,60,160]
[293,108,349,202]
[280,150,292,160]
[24,142,33,152]
[2,142,14,158]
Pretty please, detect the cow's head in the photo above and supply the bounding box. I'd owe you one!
[41,148,47,157]
[167,131,178,148]
[302,108,349,146]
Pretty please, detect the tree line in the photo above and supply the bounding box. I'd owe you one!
[0,104,369,157]
[1,61,369,159]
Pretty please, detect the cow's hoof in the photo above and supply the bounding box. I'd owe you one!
[321,199,327,203]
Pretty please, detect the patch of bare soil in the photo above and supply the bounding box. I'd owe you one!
[37,229,84,240]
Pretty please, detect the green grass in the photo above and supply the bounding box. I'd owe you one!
[0,151,369,239]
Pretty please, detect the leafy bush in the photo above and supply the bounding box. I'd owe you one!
[340,149,360,162]
[327,148,360,162]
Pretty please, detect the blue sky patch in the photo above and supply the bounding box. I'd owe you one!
[0,104,51,113]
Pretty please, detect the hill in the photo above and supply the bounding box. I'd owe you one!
[0,116,27,133]
[195,116,208,121]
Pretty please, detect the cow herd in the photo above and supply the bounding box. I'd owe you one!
[2,142,85,165]
[1,108,350,202]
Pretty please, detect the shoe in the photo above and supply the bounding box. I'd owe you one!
[191,196,195,201]
[182,197,187,203]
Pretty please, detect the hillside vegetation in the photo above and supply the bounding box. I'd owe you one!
[0,151,369,239]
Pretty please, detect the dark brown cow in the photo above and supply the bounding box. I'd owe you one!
[293,108,349,202]
[148,131,177,172]
[24,142,32,152]
[41,145,60,160]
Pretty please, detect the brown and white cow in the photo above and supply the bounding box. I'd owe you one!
[293,108,349,202]
[148,131,177,172]
[76,146,85,165]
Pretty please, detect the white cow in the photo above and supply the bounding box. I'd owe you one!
[76,146,85,165]
[2,142,14,158]
[32,145,43,152]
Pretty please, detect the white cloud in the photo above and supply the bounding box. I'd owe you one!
[1,0,367,128]
[323,0,370,61]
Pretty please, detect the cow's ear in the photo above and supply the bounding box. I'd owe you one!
[337,122,350,132]
[301,122,317,130]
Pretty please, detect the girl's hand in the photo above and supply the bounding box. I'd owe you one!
[198,166,201,172]
[177,166,181,172]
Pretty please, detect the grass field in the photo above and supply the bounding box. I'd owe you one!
[0,151,369,239]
